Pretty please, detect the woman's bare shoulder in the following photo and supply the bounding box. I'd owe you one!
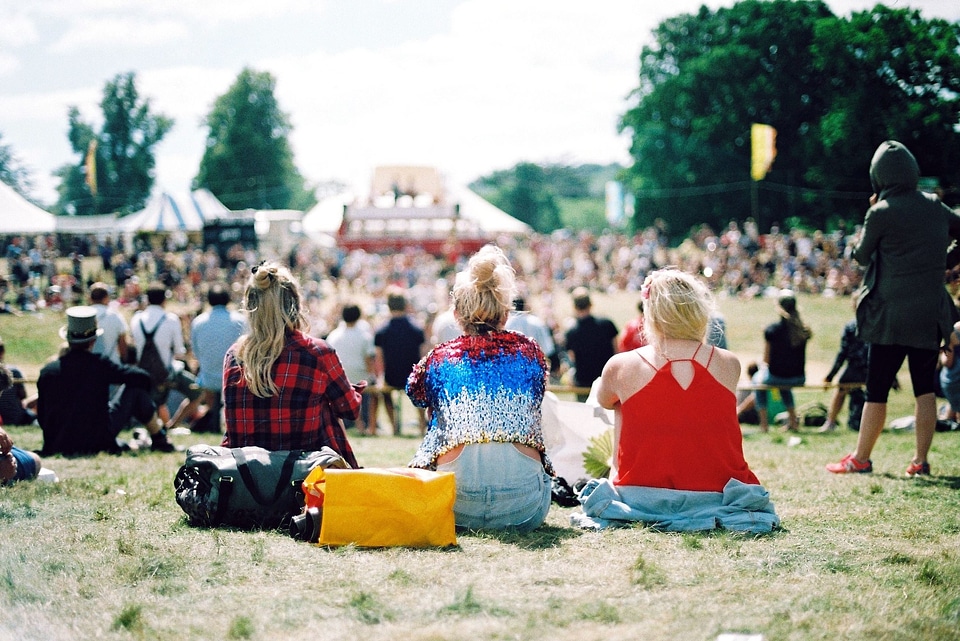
[708,347,742,389]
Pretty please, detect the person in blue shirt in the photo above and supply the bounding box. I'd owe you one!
[168,284,248,433]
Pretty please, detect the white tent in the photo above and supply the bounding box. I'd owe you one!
[451,187,532,234]
[118,189,231,233]
[55,213,119,236]
[301,187,531,238]
[301,191,353,236]
[0,180,56,234]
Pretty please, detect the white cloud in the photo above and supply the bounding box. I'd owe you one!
[0,86,100,123]
[51,17,188,53]
[263,0,687,191]
[30,0,324,21]
[4,0,960,206]
[0,53,19,77]
[0,10,39,48]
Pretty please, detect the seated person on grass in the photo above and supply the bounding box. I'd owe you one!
[572,268,779,533]
[0,425,41,484]
[36,306,176,456]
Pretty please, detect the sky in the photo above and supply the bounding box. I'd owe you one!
[1,0,959,208]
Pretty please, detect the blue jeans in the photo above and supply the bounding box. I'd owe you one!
[9,446,39,482]
[437,442,551,533]
[753,369,804,410]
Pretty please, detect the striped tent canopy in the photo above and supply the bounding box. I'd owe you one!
[118,189,230,232]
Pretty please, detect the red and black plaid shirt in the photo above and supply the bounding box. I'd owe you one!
[222,330,359,468]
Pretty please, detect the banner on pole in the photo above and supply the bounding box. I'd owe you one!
[751,123,777,181]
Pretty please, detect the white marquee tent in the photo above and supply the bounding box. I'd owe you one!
[301,187,531,240]
[118,189,231,233]
[0,180,56,234]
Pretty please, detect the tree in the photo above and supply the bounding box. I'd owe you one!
[0,132,34,199]
[194,68,315,211]
[55,72,173,215]
[470,163,625,233]
[620,1,960,238]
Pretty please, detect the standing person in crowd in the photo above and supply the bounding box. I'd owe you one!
[430,291,461,346]
[617,300,647,352]
[407,244,553,532]
[580,268,777,532]
[938,319,960,422]
[820,314,869,432]
[326,302,377,436]
[505,295,557,376]
[1,425,41,484]
[130,282,201,423]
[708,310,728,349]
[374,287,427,436]
[0,337,36,426]
[89,282,130,364]
[36,306,175,455]
[751,290,811,433]
[564,287,618,401]
[222,261,361,468]
[167,284,248,433]
[828,140,960,476]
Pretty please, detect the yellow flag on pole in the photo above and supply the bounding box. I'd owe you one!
[751,123,777,181]
[84,140,98,197]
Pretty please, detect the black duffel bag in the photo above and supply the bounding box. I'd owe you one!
[174,444,350,529]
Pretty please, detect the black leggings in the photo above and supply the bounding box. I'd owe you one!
[865,343,938,403]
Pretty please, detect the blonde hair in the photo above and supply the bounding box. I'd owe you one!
[452,244,516,334]
[642,268,713,345]
[235,261,306,398]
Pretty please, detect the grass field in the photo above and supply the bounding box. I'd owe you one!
[2,293,959,641]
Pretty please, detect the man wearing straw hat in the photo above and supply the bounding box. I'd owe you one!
[36,306,176,456]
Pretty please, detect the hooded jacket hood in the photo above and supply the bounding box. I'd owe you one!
[869,140,919,198]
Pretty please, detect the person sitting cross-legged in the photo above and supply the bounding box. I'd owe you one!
[37,306,175,456]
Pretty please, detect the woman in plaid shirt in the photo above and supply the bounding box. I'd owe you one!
[222,261,363,468]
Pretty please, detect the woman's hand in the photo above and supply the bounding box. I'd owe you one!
[0,427,12,455]
[0,452,16,482]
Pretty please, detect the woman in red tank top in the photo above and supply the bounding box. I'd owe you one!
[595,268,762,492]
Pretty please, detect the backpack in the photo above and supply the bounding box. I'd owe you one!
[138,316,171,391]
[174,445,350,529]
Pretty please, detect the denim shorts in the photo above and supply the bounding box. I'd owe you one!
[437,442,551,533]
[10,446,38,482]
[752,369,804,410]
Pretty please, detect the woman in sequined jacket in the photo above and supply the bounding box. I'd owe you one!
[407,244,553,532]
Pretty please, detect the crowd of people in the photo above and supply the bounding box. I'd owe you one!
[2,140,958,536]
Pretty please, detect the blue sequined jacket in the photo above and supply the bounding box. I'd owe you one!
[406,330,554,475]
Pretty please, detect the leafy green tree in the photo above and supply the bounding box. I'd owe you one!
[620,0,960,238]
[55,72,173,215]
[194,68,315,211]
[0,132,33,199]
[471,163,625,233]
[809,6,960,200]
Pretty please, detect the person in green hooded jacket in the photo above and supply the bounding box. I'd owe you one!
[828,141,960,477]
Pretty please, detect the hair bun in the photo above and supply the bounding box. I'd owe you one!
[470,259,498,291]
[253,264,277,290]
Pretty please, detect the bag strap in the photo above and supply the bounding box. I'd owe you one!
[140,315,165,340]
[211,476,234,526]
[232,449,301,506]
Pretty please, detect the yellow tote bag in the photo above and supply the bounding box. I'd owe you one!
[317,467,457,548]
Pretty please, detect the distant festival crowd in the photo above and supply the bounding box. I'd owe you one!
[3,217,866,341]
